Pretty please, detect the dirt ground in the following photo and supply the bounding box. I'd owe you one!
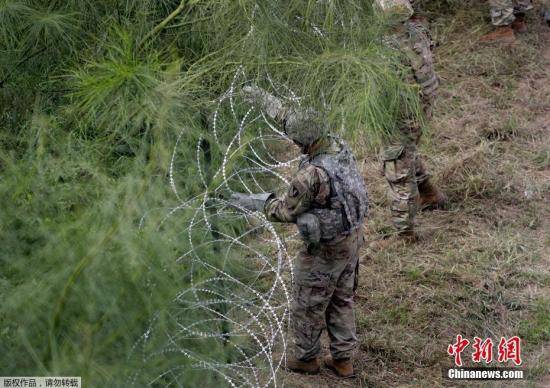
[280,5,549,388]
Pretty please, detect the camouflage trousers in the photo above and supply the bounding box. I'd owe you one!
[490,0,533,26]
[291,228,363,361]
[381,142,429,234]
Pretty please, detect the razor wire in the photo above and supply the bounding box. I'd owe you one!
[131,69,304,387]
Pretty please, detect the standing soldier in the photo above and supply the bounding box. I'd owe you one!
[371,0,447,250]
[230,86,368,378]
[481,1,550,43]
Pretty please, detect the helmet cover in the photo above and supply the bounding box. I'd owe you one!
[283,106,327,147]
[374,0,414,24]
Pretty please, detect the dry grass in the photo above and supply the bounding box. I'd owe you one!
[280,3,549,387]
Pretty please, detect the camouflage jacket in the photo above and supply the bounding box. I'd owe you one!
[265,135,368,242]
[265,139,332,223]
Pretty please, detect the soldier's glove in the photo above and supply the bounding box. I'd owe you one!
[228,192,274,212]
[241,85,286,122]
[296,213,321,245]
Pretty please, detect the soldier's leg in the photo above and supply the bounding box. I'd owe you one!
[382,143,419,235]
[481,0,518,42]
[415,155,448,210]
[291,246,347,362]
[487,0,532,32]
[324,232,362,361]
[490,0,516,26]
[320,230,362,377]
[414,155,429,186]
[514,0,533,13]
[509,0,533,32]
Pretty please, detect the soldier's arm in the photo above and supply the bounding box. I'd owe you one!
[241,85,323,136]
[406,21,439,115]
[264,165,330,223]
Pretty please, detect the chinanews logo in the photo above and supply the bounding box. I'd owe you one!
[445,335,525,381]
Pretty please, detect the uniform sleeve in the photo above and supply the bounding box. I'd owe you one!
[405,22,439,113]
[264,164,330,223]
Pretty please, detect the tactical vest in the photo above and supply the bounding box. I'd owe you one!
[301,137,369,242]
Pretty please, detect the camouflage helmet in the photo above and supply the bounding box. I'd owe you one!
[283,106,327,147]
[374,0,414,24]
[240,84,326,147]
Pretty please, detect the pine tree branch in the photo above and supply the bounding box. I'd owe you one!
[139,0,200,48]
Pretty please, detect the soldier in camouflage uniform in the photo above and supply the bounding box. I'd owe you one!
[372,0,447,249]
[230,86,368,378]
[481,1,550,42]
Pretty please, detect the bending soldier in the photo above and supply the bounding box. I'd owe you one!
[230,86,368,378]
[371,0,447,250]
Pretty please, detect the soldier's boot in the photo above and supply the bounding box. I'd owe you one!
[479,26,516,43]
[417,179,448,211]
[368,230,418,252]
[324,355,355,378]
[511,14,528,33]
[283,356,320,375]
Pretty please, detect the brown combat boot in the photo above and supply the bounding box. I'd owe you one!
[324,355,355,378]
[511,14,528,33]
[479,26,516,44]
[417,179,448,211]
[368,230,418,252]
[283,356,320,375]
